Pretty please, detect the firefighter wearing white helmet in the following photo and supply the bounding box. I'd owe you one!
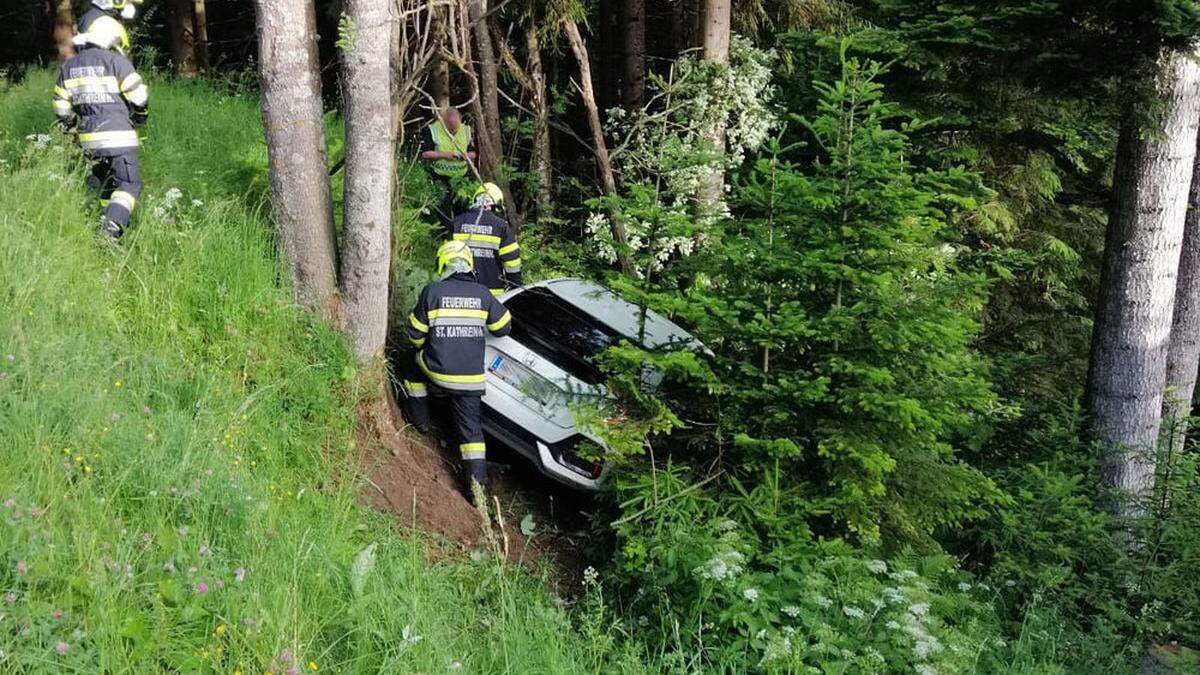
[448,182,522,296]
[55,21,149,239]
[399,240,514,501]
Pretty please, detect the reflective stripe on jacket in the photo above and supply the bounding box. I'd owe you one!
[449,208,522,294]
[428,121,471,178]
[406,273,512,393]
[55,46,147,156]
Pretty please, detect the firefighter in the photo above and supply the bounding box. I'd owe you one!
[419,107,475,226]
[449,182,522,296]
[401,240,513,500]
[54,19,148,240]
[76,0,142,48]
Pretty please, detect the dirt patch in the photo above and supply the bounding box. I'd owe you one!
[356,386,594,591]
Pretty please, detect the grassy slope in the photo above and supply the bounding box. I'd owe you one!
[0,71,602,673]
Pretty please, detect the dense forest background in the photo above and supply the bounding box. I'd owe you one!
[5,0,1200,672]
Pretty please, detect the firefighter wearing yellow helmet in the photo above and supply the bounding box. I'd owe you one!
[448,182,522,297]
[399,240,514,501]
[76,0,143,54]
[56,19,149,240]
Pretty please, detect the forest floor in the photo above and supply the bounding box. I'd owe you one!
[358,389,592,595]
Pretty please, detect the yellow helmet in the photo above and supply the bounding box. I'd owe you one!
[75,15,131,54]
[437,240,475,276]
[472,182,504,208]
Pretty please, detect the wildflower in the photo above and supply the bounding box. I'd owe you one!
[781,605,801,618]
[582,566,598,585]
[55,641,69,657]
[243,617,254,627]
[885,620,901,631]
[842,604,865,619]
[957,581,972,592]
[215,624,226,635]
[281,649,293,664]
[235,567,246,583]
[114,379,123,388]
[743,587,759,602]
[163,560,176,573]
[15,560,27,574]
[866,559,887,574]
[909,603,930,617]
[915,665,937,675]
[195,581,209,594]
[812,594,833,609]
[286,668,299,675]
[309,662,318,671]
[31,507,43,519]
[199,544,211,557]
[4,591,16,604]
[52,609,63,619]
[3,498,13,509]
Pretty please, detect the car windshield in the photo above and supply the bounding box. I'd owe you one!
[504,287,624,385]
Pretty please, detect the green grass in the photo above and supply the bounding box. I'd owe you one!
[0,70,611,673]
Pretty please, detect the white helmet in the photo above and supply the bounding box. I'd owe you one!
[93,0,142,20]
[72,15,131,54]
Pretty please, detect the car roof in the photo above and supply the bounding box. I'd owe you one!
[524,278,702,351]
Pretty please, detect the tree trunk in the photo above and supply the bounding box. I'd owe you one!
[193,0,211,70]
[255,0,340,317]
[1164,141,1200,451]
[466,0,518,224]
[622,0,646,109]
[467,0,501,178]
[51,0,74,62]
[694,0,730,217]
[341,0,395,362]
[431,0,451,108]
[1088,45,1200,521]
[561,15,634,275]
[170,0,199,76]
[526,10,553,218]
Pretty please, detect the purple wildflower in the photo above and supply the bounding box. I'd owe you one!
[235,567,245,583]
[3,498,13,509]
[195,581,208,594]
[55,641,68,656]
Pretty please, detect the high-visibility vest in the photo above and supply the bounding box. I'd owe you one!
[428,120,472,178]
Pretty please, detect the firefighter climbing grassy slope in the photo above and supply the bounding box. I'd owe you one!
[53,19,148,240]
[400,240,513,502]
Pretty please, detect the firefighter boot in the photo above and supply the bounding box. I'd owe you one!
[99,216,124,240]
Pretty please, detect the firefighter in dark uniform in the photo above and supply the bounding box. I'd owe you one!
[419,107,475,226]
[76,0,141,45]
[401,240,513,499]
[54,20,148,240]
[449,182,522,297]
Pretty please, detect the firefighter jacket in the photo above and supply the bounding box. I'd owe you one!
[448,208,522,295]
[54,45,148,156]
[406,273,513,393]
[422,120,472,179]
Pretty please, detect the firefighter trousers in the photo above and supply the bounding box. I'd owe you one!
[87,151,142,228]
[398,351,488,484]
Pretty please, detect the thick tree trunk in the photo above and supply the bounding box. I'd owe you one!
[694,0,730,217]
[341,0,395,362]
[170,0,200,76]
[193,0,211,69]
[1088,45,1200,521]
[255,0,340,317]
[51,0,75,62]
[561,16,634,275]
[622,0,646,109]
[1164,143,1200,451]
[526,11,553,218]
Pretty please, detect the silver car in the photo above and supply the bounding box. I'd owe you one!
[481,278,703,491]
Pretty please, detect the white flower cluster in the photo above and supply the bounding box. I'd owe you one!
[692,548,746,583]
